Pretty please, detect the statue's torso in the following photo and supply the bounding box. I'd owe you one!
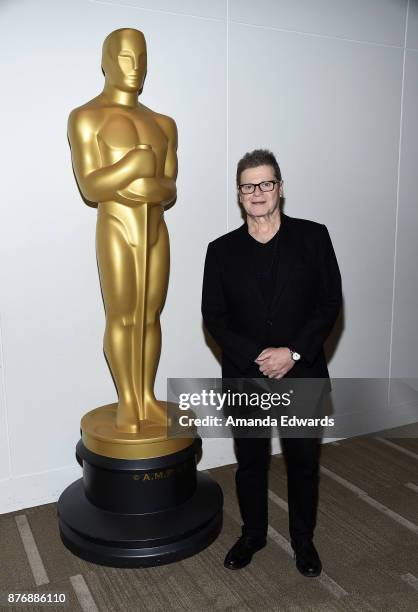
[84,102,172,245]
[97,105,168,200]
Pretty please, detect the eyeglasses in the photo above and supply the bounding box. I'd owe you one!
[238,180,280,194]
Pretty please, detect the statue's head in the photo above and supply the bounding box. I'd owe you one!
[102,28,147,93]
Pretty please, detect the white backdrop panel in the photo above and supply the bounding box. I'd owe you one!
[391,49,418,379]
[228,23,403,378]
[230,0,407,46]
[406,0,418,49]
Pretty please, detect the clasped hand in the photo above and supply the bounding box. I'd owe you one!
[129,144,156,178]
[255,347,295,379]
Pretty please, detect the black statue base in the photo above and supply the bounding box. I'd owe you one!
[57,438,223,567]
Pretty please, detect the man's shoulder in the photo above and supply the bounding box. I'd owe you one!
[286,214,325,234]
[210,223,246,246]
[208,225,246,251]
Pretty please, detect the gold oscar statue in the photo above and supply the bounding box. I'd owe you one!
[67,28,188,458]
[59,28,222,567]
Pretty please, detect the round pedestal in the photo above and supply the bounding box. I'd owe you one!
[57,439,223,567]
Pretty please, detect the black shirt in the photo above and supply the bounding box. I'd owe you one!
[247,228,281,310]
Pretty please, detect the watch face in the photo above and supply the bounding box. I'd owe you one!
[292,352,301,361]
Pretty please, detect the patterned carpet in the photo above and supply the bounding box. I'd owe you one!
[1,428,417,611]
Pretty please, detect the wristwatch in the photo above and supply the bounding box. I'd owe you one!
[289,349,301,362]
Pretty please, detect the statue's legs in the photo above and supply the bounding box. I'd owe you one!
[96,204,169,430]
[96,213,141,432]
[139,205,169,423]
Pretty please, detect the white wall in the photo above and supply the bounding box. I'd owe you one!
[0,0,416,513]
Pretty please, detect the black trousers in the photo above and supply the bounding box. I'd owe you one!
[234,435,322,543]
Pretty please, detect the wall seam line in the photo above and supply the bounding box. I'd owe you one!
[226,0,229,232]
[87,0,226,23]
[388,0,409,406]
[230,18,405,50]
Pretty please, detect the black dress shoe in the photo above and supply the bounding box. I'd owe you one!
[291,539,322,577]
[224,535,267,570]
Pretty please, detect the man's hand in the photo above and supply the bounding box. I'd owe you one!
[255,347,295,379]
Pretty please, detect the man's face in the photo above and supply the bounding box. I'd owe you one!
[106,33,147,93]
[238,164,281,218]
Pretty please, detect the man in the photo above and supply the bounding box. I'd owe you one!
[202,149,342,576]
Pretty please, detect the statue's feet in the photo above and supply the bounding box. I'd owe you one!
[145,399,171,427]
[116,403,140,433]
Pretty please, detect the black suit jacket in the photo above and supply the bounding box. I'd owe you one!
[201,213,342,380]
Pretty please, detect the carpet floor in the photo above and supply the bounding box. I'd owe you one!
[1,426,417,611]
